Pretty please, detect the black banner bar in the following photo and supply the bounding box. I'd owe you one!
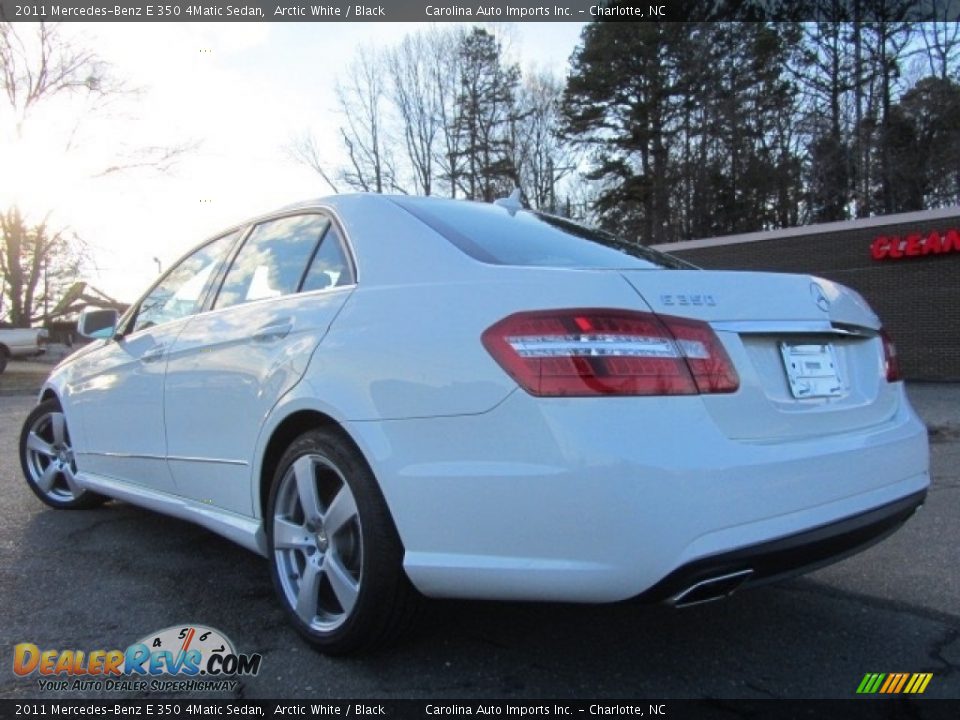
[1,700,959,720]
[2,0,959,23]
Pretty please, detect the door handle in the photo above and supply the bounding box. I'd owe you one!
[253,321,293,343]
[141,344,167,363]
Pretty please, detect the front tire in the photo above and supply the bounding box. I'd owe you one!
[267,428,419,654]
[19,399,107,509]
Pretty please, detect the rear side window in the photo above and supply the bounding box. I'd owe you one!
[391,197,693,270]
[215,215,329,310]
[301,225,354,292]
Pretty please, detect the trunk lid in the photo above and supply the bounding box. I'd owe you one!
[620,270,879,327]
[621,270,898,441]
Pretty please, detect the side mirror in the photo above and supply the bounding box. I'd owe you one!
[78,307,119,340]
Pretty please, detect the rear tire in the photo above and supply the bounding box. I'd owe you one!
[19,399,108,509]
[267,428,419,654]
[0,347,8,374]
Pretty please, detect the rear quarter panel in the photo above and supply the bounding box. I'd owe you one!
[301,268,659,421]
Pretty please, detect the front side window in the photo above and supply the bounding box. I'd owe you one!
[215,215,330,310]
[131,231,239,334]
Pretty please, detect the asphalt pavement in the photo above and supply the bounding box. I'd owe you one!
[0,384,957,700]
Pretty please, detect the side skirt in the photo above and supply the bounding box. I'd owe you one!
[77,472,268,557]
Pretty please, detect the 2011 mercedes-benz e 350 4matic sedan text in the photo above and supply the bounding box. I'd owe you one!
[20,193,929,653]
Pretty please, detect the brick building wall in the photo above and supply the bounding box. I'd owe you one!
[651,207,960,381]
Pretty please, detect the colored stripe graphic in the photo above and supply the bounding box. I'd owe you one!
[857,673,884,694]
[892,673,909,693]
[857,672,932,694]
[879,674,896,693]
[913,673,933,694]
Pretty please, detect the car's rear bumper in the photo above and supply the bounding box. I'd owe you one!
[636,489,926,606]
[347,385,930,602]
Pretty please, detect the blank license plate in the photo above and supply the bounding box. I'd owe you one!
[779,342,843,398]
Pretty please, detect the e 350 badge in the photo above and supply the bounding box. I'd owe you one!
[13,624,263,693]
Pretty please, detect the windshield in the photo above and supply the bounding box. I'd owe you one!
[391,197,695,270]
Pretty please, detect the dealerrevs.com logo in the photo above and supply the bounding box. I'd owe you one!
[13,624,263,693]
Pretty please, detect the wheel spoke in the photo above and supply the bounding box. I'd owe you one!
[293,457,321,524]
[37,463,59,493]
[274,518,313,551]
[323,486,357,537]
[27,431,55,458]
[61,465,82,496]
[50,413,67,446]
[324,553,359,615]
[275,449,368,632]
[295,558,322,624]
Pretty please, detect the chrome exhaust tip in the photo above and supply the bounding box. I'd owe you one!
[671,569,754,608]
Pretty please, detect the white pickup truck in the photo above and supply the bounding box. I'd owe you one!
[0,327,48,374]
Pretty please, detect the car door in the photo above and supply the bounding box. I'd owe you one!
[163,212,356,515]
[70,231,239,493]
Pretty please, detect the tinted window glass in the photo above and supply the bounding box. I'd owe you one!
[392,197,693,270]
[301,226,353,292]
[132,231,238,333]
[215,215,329,310]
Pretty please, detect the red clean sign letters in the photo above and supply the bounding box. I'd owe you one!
[871,229,960,260]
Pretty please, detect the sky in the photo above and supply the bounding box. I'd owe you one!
[1,21,587,305]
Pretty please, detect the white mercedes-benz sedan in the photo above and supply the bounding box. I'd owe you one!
[19,193,929,653]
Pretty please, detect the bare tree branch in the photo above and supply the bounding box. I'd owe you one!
[284,131,341,194]
[94,140,201,177]
[334,45,403,194]
[1,21,196,323]
[0,22,109,136]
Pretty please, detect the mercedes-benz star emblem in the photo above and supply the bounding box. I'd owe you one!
[810,282,831,312]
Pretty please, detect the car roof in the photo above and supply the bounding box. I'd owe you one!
[276,192,502,214]
[276,192,417,214]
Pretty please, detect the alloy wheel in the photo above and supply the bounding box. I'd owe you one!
[23,409,82,502]
[272,454,363,633]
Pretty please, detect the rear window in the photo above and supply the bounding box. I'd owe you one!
[391,197,693,270]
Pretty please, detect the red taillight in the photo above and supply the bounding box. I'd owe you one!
[881,329,902,382]
[481,309,739,397]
